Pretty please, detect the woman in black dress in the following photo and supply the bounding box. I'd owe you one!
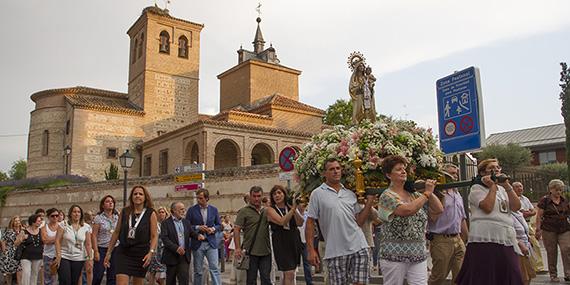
[103,185,158,285]
[266,185,303,285]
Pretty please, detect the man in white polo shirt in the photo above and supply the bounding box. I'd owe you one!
[305,158,376,285]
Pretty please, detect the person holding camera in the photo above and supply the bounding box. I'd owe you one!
[535,179,570,282]
[456,158,523,285]
[266,185,304,285]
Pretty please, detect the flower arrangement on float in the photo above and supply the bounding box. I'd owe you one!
[294,118,444,193]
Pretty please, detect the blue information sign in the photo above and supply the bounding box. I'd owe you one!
[436,66,486,154]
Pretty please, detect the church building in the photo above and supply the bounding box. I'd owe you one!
[26,6,324,180]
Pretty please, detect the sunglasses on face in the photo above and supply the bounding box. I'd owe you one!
[50,215,58,218]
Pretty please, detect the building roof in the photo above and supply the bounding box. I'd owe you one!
[66,93,144,116]
[243,93,325,115]
[486,123,565,148]
[31,86,144,116]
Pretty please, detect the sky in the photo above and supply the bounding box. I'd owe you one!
[0,0,569,173]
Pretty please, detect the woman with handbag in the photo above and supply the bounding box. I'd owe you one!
[0,216,24,285]
[20,214,44,285]
[535,179,570,282]
[41,208,60,285]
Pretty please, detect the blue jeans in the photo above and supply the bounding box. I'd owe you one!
[192,242,221,285]
[93,247,116,285]
[300,243,313,285]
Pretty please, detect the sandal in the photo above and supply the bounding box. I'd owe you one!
[550,276,560,282]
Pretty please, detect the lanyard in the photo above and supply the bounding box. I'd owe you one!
[129,208,147,231]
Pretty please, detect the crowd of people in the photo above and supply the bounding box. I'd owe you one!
[0,155,569,285]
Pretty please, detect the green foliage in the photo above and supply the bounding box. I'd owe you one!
[8,159,27,180]
[474,143,531,174]
[559,62,570,184]
[536,162,569,184]
[105,163,120,180]
[0,171,8,181]
[0,186,15,206]
[323,99,353,126]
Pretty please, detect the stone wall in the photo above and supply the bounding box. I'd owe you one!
[0,165,294,227]
[27,105,67,178]
[70,109,145,180]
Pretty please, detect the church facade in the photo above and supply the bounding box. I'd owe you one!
[27,6,324,180]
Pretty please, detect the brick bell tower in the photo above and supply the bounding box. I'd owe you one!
[127,6,204,140]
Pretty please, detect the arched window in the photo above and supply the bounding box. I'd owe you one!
[159,31,170,54]
[132,39,138,64]
[178,36,188,58]
[42,130,49,156]
[138,32,144,58]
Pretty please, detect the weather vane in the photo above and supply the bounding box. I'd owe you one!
[256,2,262,17]
[163,0,171,10]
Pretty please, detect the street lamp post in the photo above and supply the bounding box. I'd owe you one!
[64,145,72,175]
[119,149,135,207]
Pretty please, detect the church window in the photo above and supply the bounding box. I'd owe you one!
[159,149,169,175]
[107,148,117,159]
[159,31,170,54]
[65,120,70,135]
[178,36,188,58]
[42,130,49,156]
[143,155,152,176]
[132,39,138,64]
[138,32,144,58]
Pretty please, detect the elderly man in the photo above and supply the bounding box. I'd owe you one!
[427,163,468,285]
[513,181,546,274]
[161,202,204,285]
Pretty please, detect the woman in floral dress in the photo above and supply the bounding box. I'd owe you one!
[1,216,24,285]
[147,206,169,285]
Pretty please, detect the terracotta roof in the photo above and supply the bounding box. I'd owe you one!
[245,94,325,115]
[143,118,313,147]
[31,86,127,102]
[210,110,272,122]
[487,123,565,148]
[65,94,144,116]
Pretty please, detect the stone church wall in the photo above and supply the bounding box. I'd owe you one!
[0,165,294,227]
[27,106,67,178]
[70,109,145,180]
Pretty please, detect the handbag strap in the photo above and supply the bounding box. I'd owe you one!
[246,208,264,254]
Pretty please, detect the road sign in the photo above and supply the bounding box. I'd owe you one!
[175,173,204,183]
[278,147,297,172]
[175,183,204,192]
[279,172,293,181]
[436,66,486,154]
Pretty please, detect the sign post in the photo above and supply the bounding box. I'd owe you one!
[436,66,486,154]
[279,147,297,190]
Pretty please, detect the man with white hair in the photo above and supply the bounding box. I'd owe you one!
[513,181,546,274]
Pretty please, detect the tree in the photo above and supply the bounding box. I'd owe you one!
[0,171,8,181]
[474,143,531,175]
[8,159,27,180]
[323,99,353,126]
[105,163,119,180]
[559,62,570,184]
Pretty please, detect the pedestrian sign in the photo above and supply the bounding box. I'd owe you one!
[436,66,486,154]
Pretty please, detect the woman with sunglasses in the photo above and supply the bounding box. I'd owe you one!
[41,208,61,285]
